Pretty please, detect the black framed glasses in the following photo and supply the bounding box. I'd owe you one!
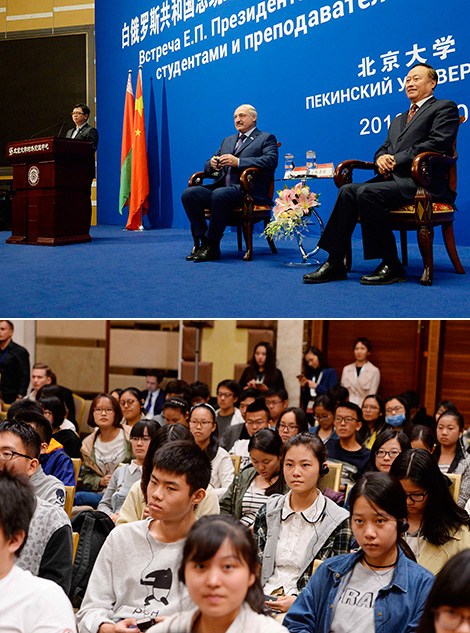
[433,609,470,630]
[0,449,33,461]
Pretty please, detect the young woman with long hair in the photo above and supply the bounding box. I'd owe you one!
[254,433,352,615]
[276,407,309,444]
[433,409,470,507]
[220,429,286,526]
[284,471,435,633]
[390,448,470,574]
[239,342,285,393]
[298,347,338,414]
[147,515,288,633]
[359,394,386,448]
[368,428,411,473]
[189,403,234,499]
[77,393,133,507]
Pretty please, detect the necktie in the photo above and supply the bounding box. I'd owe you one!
[225,134,246,186]
[146,394,152,413]
[406,104,418,124]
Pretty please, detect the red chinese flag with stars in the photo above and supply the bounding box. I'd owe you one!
[126,67,149,229]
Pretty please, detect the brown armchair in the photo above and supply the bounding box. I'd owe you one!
[334,116,465,286]
[188,142,281,261]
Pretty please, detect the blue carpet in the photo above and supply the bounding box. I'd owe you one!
[1,226,469,317]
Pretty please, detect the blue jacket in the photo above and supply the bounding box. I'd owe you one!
[40,444,76,486]
[284,549,434,633]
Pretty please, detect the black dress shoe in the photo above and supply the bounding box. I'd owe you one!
[303,261,348,284]
[360,263,407,285]
[192,244,221,262]
[186,249,201,261]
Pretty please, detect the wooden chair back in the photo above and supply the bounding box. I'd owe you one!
[230,454,242,474]
[318,462,343,492]
[64,485,76,518]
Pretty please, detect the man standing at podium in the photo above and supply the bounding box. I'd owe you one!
[66,104,98,152]
[66,104,98,190]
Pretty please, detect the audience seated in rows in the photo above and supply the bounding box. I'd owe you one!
[221,387,258,451]
[309,393,338,446]
[265,387,289,426]
[97,419,160,523]
[0,420,72,593]
[76,440,211,633]
[433,409,470,507]
[188,403,234,499]
[120,387,146,428]
[146,514,288,633]
[284,472,435,633]
[77,393,133,508]
[162,396,190,426]
[39,394,82,458]
[230,400,272,466]
[220,428,286,526]
[19,408,75,487]
[117,424,219,526]
[277,407,309,444]
[0,470,76,633]
[326,402,371,488]
[254,434,352,614]
[409,425,436,452]
[28,362,77,427]
[391,449,470,575]
[215,379,243,438]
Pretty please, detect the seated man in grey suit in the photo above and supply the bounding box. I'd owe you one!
[181,104,279,262]
[303,63,460,286]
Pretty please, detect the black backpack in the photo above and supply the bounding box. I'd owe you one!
[70,510,115,608]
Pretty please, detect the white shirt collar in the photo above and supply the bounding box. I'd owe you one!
[411,95,434,110]
[239,126,256,139]
[281,489,325,523]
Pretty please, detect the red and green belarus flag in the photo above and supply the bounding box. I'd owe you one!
[119,71,134,215]
[126,67,149,229]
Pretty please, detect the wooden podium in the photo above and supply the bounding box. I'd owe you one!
[6,137,94,245]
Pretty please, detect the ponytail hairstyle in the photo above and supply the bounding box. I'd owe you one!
[179,515,266,614]
[349,471,415,560]
[390,448,470,545]
[248,428,285,495]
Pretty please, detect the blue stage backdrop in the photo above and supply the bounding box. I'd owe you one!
[95,0,470,244]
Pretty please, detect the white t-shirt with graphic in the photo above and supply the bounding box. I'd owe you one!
[330,562,394,633]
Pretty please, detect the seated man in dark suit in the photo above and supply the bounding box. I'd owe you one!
[303,63,460,286]
[181,104,279,262]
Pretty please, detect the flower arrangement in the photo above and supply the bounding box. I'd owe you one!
[263,182,320,241]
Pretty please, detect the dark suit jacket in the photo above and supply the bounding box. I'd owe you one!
[141,388,165,417]
[66,122,99,151]
[374,97,459,201]
[204,128,278,205]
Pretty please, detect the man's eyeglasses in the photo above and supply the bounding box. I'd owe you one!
[0,449,33,462]
[334,416,358,424]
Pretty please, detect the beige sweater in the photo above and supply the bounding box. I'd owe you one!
[116,479,219,525]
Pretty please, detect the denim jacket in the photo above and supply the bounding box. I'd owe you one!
[284,548,434,633]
